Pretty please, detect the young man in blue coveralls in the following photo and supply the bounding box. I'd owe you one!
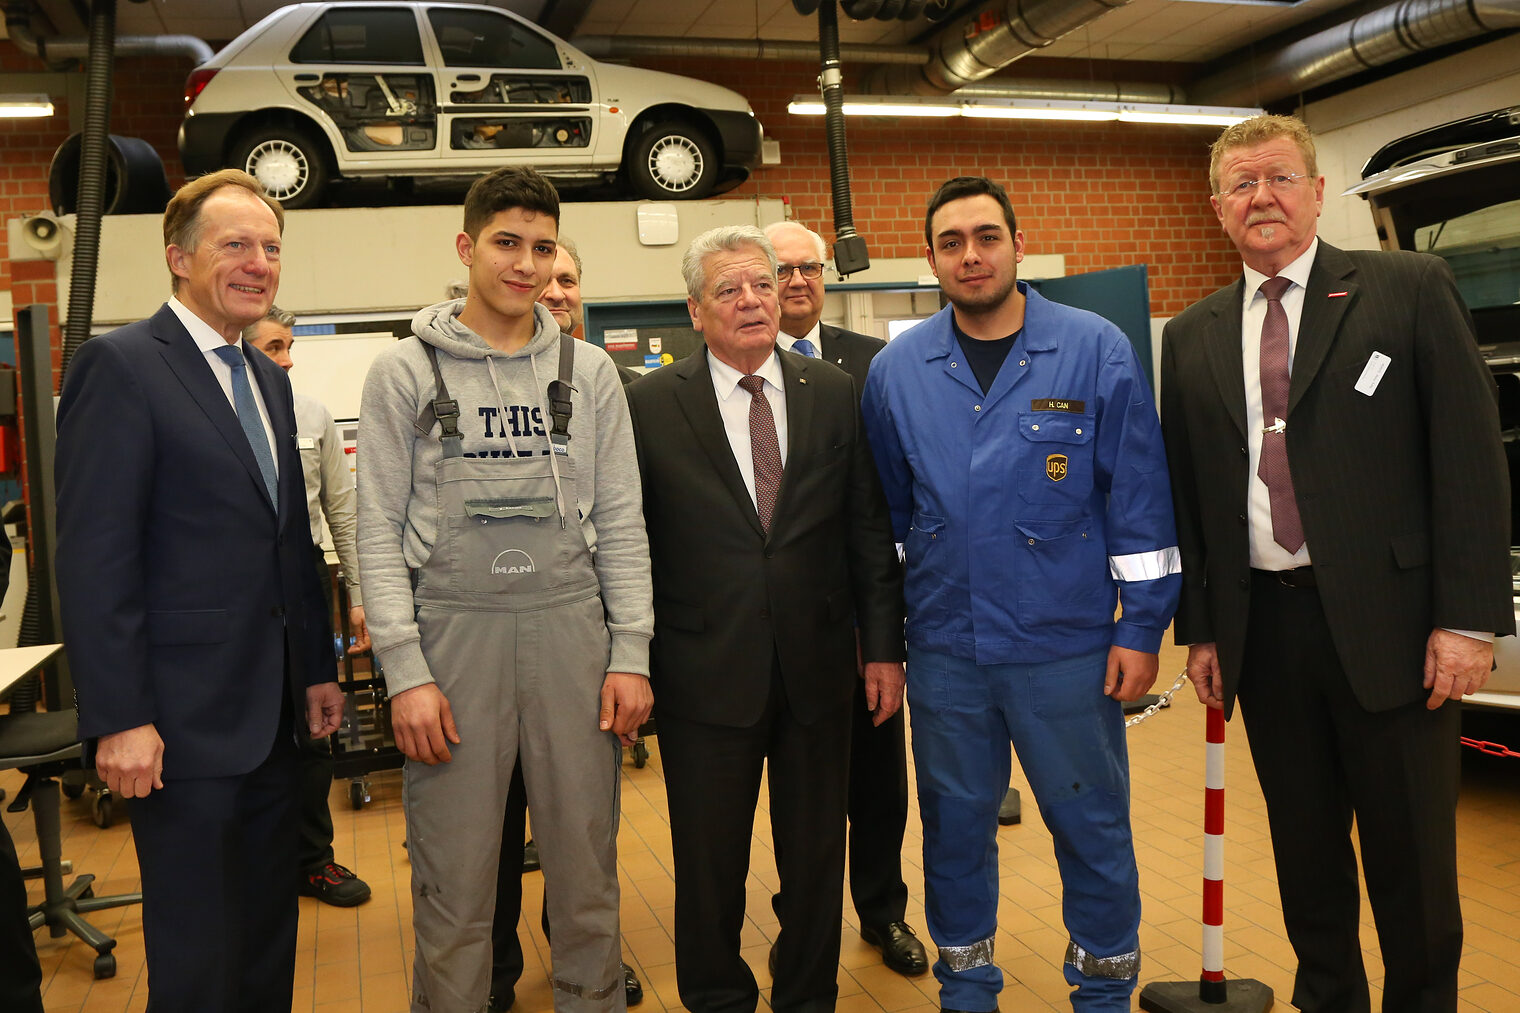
[860,176,1181,1012]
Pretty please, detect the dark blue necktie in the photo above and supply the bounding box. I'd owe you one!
[792,338,817,358]
[212,344,279,506]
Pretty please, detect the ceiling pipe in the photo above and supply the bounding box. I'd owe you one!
[572,34,928,64]
[1191,0,1520,106]
[953,78,1184,103]
[4,6,213,68]
[863,0,1136,95]
[575,33,1180,104]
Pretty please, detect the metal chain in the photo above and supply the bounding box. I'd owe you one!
[1462,737,1520,759]
[1125,669,1189,727]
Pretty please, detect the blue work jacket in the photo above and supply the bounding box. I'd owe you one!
[861,284,1181,665]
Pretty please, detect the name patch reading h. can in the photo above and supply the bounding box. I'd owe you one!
[1046,454,1068,481]
[1032,399,1085,413]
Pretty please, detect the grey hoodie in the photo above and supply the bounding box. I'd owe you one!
[356,299,653,696]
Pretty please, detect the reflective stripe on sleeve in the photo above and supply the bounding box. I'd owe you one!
[1108,546,1181,582]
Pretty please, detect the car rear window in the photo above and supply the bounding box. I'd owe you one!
[292,8,426,65]
[427,8,560,70]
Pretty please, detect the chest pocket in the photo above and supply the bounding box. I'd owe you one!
[1017,410,1095,508]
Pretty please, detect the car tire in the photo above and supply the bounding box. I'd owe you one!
[231,126,331,209]
[628,121,718,200]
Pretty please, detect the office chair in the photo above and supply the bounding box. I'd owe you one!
[0,707,141,979]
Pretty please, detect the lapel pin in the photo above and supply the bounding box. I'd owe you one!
[799,377,808,384]
[1328,291,1348,297]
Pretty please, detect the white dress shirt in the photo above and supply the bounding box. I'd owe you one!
[707,348,789,512]
[777,321,822,356]
[168,297,279,481]
[1237,244,1490,641]
[1240,238,1316,571]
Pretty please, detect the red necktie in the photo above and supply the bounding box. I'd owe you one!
[738,375,782,531]
[1257,276,1304,553]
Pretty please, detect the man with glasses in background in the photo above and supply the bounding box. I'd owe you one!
[761,220,928,980]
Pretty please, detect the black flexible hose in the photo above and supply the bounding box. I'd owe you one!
[818,0,869,275]
[60,0,116,375]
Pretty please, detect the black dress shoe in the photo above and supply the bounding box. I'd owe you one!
[522,839,541,873]
[998,786,1022,826]
[623,962,643,1007]
[861,921,929,976]
[487,988,515,1011]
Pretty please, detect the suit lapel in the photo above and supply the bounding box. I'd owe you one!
[151,305,277,515]
[1201,281,1249,441]
[247,347,294,524]
[672,347,766,539]
[1288,242,1357,415]
[819,323,849,372]
[772,349,814,530]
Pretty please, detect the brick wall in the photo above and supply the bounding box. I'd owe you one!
[635,56,1240,315]
[0,43,187,298]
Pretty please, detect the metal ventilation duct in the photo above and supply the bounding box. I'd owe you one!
[863,0,1137,95]
[1191,0,1520,106]
[4,7,213,67]
[572,34,928,64]
[952,79,1184,103]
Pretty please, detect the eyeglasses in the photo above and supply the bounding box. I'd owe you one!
[778,262,824,280]
[1215,173,1308,200]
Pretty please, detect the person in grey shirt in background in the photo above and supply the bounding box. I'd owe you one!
[244,305,373,908]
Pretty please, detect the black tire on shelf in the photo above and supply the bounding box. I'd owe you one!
[92,792,113,829]
[627,121,718,201]
[230,126,331,210]
[93,953,116,980]
[349,780,365,811]
[632,741,649,769]
[62,778,85,800]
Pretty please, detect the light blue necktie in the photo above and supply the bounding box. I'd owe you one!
[792,338,818,358]
[212,344,279,506]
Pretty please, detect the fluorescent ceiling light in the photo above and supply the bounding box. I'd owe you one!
[0,95,54,118]
[788,98,959,117]
[790,94,1260,127]
[962,102,1117,121]
[1117,105,1257,126]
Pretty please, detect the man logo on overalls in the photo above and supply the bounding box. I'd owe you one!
[1046,454,1068,482]
[490,548,537,575]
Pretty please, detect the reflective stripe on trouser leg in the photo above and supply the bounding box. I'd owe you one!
[906,647,1010,1012]
[1066,941,1141,980]
[939,936,996,972]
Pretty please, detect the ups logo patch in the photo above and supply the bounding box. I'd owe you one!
[1046,454,1068,482]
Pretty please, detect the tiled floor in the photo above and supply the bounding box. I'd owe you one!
[7,638,1520,1012]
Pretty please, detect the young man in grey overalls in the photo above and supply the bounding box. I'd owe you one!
[358,167,653,1013]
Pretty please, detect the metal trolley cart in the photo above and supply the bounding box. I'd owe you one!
[328,569,402,809]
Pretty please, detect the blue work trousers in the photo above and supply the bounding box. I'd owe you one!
[907,646,1141,1013]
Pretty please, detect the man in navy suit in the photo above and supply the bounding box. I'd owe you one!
[54,169,343,1012]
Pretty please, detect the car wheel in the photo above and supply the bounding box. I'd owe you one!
[232,127,330,209]
[629,121,717,200]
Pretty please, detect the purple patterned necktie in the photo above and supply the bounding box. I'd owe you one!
[738,375,782,531]
[1257,276,1304,553]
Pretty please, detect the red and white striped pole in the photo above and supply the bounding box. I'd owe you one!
[1200,706,1228,1002]
[1139,702,1273,1012]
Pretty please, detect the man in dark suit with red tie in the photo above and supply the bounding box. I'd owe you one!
[1160,114,1512,1013]
[625,225,905,1013]
[761,220,928,979]
[54,170,343,1012]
